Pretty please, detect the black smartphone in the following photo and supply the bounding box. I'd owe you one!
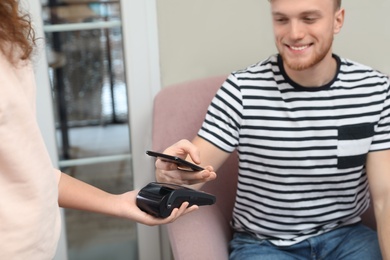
[146,150,204,172]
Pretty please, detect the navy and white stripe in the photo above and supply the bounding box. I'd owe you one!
[198,54,390,246]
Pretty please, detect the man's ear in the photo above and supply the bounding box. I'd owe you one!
[334,8,345,35]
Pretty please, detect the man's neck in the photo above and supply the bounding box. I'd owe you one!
[284,54,337,88]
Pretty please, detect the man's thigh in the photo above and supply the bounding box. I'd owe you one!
[318,224,382,260]
[229,224,381,260]
[229,233,309,260]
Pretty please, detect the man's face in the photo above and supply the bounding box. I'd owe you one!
[270,0,344,71]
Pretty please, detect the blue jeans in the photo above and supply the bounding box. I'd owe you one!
[229,224,382,260]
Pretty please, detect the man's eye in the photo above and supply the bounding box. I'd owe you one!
[303,17,317,23]
[275,18,288,23]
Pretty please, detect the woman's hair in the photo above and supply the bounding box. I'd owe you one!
[0,0,36,64]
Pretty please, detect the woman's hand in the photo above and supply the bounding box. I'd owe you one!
[118,190,199,226]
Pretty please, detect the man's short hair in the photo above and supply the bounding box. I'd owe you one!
[268,0,342,11]
[335,0,342,10]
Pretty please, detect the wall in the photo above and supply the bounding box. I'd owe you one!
[334,1,390,74]
[157,0,390,87]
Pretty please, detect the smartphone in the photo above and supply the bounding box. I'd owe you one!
[146,150,204,172]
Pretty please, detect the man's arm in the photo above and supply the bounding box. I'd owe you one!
[58,172,198,226]
[366,149,390,259]
[155,136,230,189]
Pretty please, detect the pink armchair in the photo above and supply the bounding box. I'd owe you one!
[151,75,377,260]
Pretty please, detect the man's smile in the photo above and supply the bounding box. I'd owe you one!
[287,44,312,52]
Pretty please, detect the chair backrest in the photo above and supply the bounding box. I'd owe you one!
[151,75,377,260]
[152,75,237,260]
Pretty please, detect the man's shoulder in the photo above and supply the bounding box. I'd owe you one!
[338,55,388,78]
[231,54,279,78]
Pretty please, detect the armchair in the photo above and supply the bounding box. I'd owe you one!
[151,75,377,260]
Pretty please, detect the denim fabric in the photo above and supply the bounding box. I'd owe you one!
[229,224,382,260]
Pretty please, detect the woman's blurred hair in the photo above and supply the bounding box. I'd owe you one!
[0,0,36,64]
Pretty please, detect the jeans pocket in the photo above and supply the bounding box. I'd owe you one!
[337,123,374,169]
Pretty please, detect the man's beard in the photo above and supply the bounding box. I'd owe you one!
[280,38,333,71]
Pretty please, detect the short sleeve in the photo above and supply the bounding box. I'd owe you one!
[198,74,243,152]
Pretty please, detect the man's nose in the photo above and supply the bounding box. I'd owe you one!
[289,21,305,40]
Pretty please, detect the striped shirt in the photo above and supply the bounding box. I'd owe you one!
[198,54,390,246]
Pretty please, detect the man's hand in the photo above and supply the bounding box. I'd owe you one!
[155,139,217,186]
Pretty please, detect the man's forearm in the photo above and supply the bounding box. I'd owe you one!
[375,204,390,259]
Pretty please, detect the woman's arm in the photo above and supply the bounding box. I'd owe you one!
[58,172,197,226]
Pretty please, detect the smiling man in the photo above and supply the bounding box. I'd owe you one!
[155,0,390,259]
[272,0,343,83]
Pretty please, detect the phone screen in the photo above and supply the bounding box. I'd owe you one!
[146,150,204,172]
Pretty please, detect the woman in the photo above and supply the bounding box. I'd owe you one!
[0,1,197,258]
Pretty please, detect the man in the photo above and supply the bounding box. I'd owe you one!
[155,0,390,259]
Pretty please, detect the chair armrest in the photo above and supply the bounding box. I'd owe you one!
[361,203,377,230]
[166,205,232,260]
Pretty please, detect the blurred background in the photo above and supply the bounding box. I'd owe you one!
[40,1,136,259]
[27,0,390,259]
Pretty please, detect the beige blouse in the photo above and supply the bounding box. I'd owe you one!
[0,52,61,259]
